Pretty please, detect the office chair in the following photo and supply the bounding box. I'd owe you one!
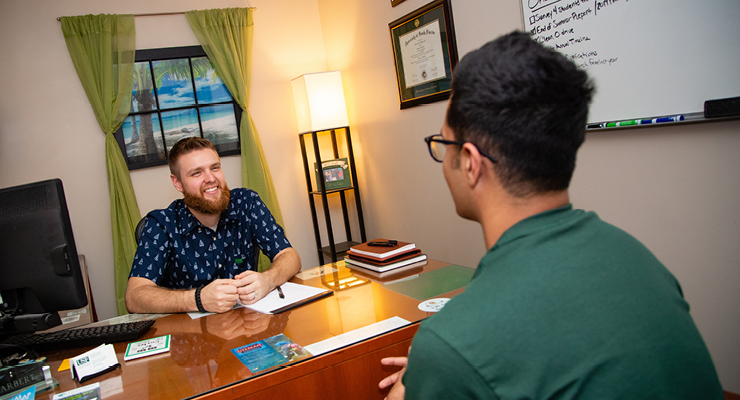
[135,216,148,244]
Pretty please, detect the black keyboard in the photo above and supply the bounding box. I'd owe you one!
[1,320,155,351]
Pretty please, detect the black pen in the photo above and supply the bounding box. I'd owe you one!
[368,240,398,247]
[277,285,285,299]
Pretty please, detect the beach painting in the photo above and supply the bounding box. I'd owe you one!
[122,57,239,165]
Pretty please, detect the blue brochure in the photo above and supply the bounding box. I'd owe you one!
[230,334,311,373]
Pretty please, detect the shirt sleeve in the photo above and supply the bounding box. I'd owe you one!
[129,216,171,285]
[246,191,292,260]
[403,325,499,400]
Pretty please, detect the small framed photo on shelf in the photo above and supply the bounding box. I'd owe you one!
[389,0,458,109]
[314,158,352,190]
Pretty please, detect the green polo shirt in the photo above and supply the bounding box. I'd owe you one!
[403,205,723,399]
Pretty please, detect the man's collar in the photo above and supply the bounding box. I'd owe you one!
[491,204,576,250]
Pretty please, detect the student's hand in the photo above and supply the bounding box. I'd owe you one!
[379,356,408,399]
[201,279,240,313]
[234,270,273,305]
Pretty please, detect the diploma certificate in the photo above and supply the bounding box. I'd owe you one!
[399,20,446,88]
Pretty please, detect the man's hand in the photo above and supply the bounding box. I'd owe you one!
[234,270,273,305]
[200,279,240,313]
[126,276,238,314]
[379,356,408,399]
[205,308,272,340]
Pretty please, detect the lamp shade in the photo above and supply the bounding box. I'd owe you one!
[291,71,349,133]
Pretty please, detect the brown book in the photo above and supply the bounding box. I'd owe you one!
[347,248,422,266]
[349,239,416,260]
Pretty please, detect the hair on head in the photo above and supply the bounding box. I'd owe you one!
[447,31,594,197]
[168,137,218,178]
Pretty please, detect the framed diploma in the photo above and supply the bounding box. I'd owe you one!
[389,0,458,109]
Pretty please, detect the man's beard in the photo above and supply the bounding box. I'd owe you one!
[183,184,231,215]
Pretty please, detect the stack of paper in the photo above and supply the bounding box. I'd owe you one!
[344,239,427,273]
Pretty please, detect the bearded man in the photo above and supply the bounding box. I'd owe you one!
[125,137,300,314]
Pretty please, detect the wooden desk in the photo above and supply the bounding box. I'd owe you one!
[37,259,469,400]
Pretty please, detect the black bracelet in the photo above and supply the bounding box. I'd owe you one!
[194,285,207,313]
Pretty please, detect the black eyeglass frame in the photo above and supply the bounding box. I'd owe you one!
[424,134,498,164]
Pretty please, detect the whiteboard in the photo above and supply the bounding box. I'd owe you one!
[521,0,740,124]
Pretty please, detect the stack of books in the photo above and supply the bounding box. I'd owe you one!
[344,239,427,279]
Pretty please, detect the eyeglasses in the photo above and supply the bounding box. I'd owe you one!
[424,134,498,164]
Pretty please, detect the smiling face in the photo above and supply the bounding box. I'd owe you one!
[171,148,230,215]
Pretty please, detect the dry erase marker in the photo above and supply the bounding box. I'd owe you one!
[617,119,640,127]
[277,285,285,299]
[654,115,684,123]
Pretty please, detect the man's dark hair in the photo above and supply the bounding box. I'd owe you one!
[447,31,594,197]
[168,137,217,178]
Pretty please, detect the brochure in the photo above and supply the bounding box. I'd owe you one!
[230,334,310,373]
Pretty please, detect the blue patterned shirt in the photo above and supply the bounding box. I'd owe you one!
[129,188,291,289]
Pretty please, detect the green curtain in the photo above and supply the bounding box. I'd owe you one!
[61,14,140,315]
[186,8,285,272]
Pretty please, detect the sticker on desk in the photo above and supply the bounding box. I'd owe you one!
[230,334,310,373]
[418,298,450,312]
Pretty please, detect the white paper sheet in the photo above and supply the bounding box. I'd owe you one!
[243,282,331,315]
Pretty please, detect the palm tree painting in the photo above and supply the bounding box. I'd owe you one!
[121,56,239,165]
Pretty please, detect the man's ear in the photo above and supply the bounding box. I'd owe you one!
[171,174,184,193]
[460,142,483,187]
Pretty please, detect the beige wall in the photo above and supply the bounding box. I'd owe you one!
[0,0,738,392]
[316,0,740,392]
[0,0,328,321]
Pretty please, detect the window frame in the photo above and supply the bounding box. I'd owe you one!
[114,45,242,170]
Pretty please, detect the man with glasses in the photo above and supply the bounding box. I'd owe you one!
[379,31,722,399]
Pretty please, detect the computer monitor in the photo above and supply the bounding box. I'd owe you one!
[0,179,88,334]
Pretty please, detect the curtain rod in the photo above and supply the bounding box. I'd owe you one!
[57,8,256,21]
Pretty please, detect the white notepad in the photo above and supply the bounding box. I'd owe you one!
[243,282,332,314]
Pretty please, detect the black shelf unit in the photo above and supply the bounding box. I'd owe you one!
[299,126,366,264]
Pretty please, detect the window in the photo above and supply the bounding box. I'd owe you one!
[115,46,241,170]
